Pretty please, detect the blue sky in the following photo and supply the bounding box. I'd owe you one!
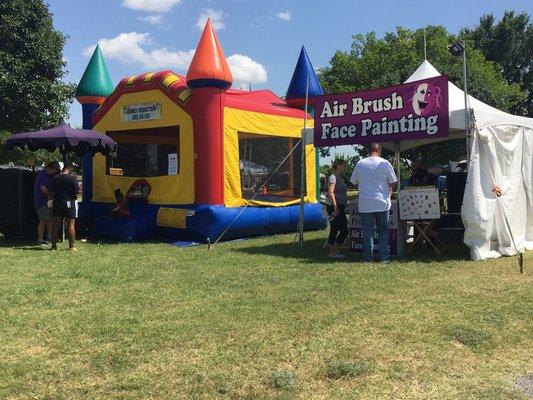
[52,0,532,140]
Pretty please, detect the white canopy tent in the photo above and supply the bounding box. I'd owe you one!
[401,60,533,261]
[306,60,533,260]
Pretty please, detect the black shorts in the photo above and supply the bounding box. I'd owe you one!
[53,200,78,219]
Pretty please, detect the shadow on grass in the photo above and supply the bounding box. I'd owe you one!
[234,237,470,265]
[2,234,471,265]
[13,246,50,251]
[0,236,73,251]
[0,236,35,248]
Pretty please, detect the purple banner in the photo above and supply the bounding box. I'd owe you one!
[314,76,449,147]
[347,200,403,257]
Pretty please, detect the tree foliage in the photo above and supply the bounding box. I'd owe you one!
[0,0,75,164]
[318,25,526,166]
[319,153,361,185]
[463,11,533,116]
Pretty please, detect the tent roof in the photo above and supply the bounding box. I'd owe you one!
[413,61,533,129]
[387,60,533,151]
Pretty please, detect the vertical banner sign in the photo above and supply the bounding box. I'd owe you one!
[347,200,402,256]
[314,76,449,147]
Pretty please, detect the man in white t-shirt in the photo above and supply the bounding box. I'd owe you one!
[350,143,398,262]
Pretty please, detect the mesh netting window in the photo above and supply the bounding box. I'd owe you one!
[106,127,179,177]
[239,134,305,202]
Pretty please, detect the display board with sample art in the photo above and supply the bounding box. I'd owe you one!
[398,187,441,220]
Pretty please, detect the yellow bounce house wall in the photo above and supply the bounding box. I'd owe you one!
[224,107,317,208]
[92,90,195,205]
[91,90,316,208]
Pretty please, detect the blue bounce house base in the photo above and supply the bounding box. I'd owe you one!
[79,201,327,243]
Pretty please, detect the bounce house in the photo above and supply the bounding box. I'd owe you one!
[77,19,326,242]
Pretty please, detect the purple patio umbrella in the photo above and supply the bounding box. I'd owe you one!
[5,119,116,160]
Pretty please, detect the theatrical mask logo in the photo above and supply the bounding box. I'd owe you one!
[411,82,442,116]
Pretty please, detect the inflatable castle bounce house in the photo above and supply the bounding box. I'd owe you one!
[77,19,327,242]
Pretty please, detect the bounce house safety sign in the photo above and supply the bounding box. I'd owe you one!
[314,76,449,147]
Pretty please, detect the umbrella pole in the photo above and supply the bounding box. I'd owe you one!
[61,148,66,242]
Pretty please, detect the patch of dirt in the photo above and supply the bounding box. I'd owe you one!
[22,346,45,356]
[516,374,533,398]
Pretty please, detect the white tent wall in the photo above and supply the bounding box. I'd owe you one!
[463,124,533,260]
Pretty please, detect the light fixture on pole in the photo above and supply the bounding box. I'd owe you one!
[448,40,471,165]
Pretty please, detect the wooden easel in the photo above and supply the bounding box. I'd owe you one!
[406,219,447,255]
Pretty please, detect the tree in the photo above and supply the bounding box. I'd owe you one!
[318,25,525,166]
[463,11,533,116]
[320,153,361,185]
[0,0,75,164]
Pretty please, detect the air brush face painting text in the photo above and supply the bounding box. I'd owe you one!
[314,76,449,147]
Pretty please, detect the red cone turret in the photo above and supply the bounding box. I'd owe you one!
[186,18,233,89]
[188,18,233,205]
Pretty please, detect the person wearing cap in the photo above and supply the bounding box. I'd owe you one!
[33,161,60,245]
[50,163,81,251]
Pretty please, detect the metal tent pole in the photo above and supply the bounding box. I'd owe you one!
[394,142,401,189]
[61,144,66,242]
[423,31,427,60]
[298,75,310,249]
[462,40,471,166]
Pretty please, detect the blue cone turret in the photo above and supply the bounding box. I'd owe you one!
[286,46,323,107]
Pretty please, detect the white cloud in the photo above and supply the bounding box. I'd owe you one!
[137,15,163,25]
[122,0,180,13]
[83,32,194,70]
[84,34,267,87]
[195,9,226,30]
[276,11,291,21]
[227,54,267,86]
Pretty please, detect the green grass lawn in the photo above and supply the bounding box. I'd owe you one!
[0,232,531,399]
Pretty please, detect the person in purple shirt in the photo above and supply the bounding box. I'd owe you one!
[34,161,60,245]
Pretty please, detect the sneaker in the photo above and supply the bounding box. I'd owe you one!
[69,247,78,252]
[37,239,47,245]
[334,254,346,259]
[380,260,391,264]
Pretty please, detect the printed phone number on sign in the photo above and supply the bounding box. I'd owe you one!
[129,112,153,121]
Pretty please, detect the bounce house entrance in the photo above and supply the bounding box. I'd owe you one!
[238,133,305,203]
[105,126,180,178]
